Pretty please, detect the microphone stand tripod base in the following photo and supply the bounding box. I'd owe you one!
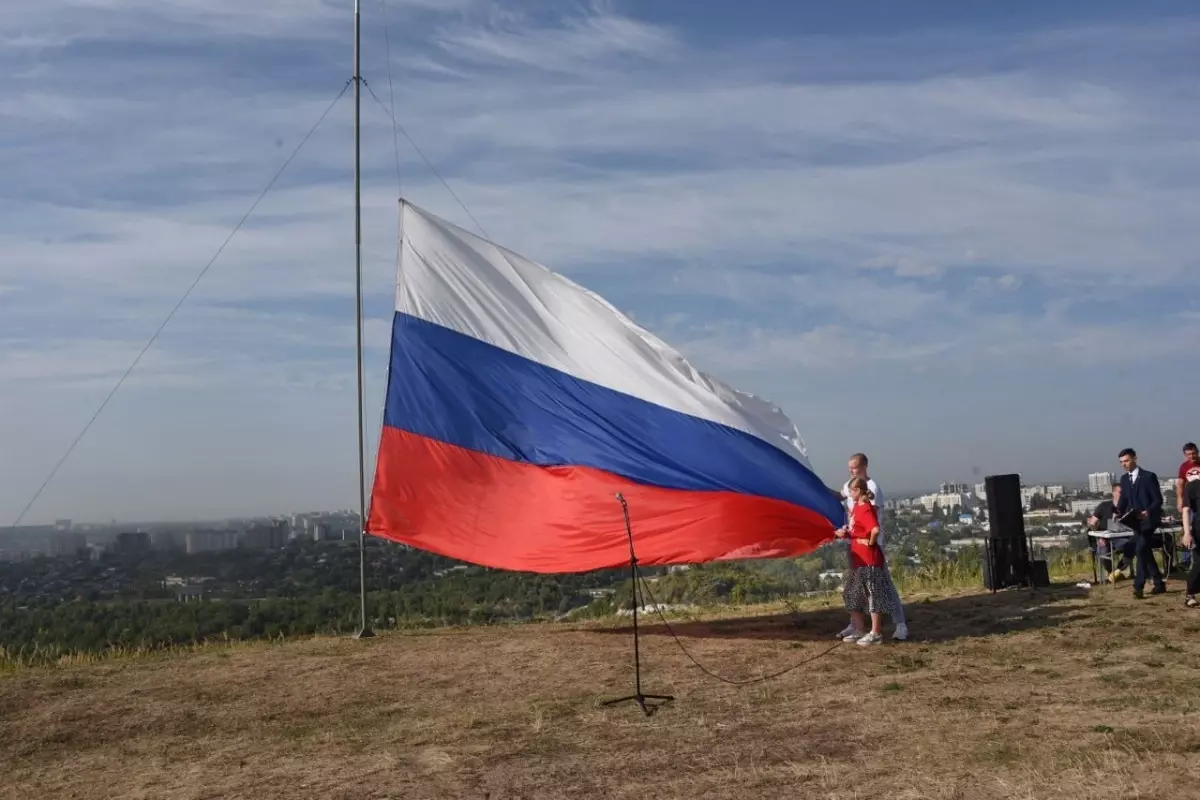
[600,691,673,717]
[599,587,673,717]
[599,492,675,717]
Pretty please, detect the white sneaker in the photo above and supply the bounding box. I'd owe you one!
[856,631,883,647]
[893,623,909,641]
[836,624,857,640]
[842,629,865,642]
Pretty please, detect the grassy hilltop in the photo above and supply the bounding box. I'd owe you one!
[4,571,1200,800]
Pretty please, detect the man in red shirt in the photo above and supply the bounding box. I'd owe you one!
[1178,442,1200,519]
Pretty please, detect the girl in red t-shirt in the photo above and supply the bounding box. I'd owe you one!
[835,477,898,646]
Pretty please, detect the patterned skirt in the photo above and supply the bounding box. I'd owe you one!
[843,565,897,615]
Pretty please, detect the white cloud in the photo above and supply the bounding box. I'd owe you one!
[664,266,944,327]
[859,254,944,278]
[0,0,475,46]
[680,323,957,373]
[5,9,1198,310]
[432,1,679,74]
[3,1,1199,520]
[974,274,1022,292]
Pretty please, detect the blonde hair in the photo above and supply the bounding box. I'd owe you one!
[847,476,875,502]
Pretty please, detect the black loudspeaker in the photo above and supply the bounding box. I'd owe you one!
[983,537,1032,590]
[985,474,1025,540]
[982,540,998,589]
[982,474,1031,590]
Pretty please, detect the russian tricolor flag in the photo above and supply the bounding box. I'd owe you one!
[367,202,843,573]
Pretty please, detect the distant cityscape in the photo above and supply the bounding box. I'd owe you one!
[900,472,1128,517]
[1,467,1183,657]
[0,511,364,563]
[1,468,1176,565]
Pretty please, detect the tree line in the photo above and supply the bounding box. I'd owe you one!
[0,532,1089,660]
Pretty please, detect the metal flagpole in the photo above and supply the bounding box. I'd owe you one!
[353,0,375,640]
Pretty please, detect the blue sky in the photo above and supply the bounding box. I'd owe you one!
[3,0,1199,524]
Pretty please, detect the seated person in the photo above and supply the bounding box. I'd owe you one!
[1088,483,1134,578]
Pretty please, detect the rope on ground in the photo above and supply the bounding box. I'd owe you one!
[635,570,843,686]
[9,80,353,529]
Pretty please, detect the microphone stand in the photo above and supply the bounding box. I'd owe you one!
[600,492,674,717]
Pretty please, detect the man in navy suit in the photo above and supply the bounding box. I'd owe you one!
[1116,447,1166,598]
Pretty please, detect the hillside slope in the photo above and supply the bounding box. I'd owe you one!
[4,583,1200,799]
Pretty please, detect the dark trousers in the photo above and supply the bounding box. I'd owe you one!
[1097,537,1134,570]
[1187,541,1200,597]
[1133,529,1165,592]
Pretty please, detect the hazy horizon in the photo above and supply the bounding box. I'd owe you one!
[7,469,1133,530]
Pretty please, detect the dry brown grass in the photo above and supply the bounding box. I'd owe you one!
[4,580,1200,799]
